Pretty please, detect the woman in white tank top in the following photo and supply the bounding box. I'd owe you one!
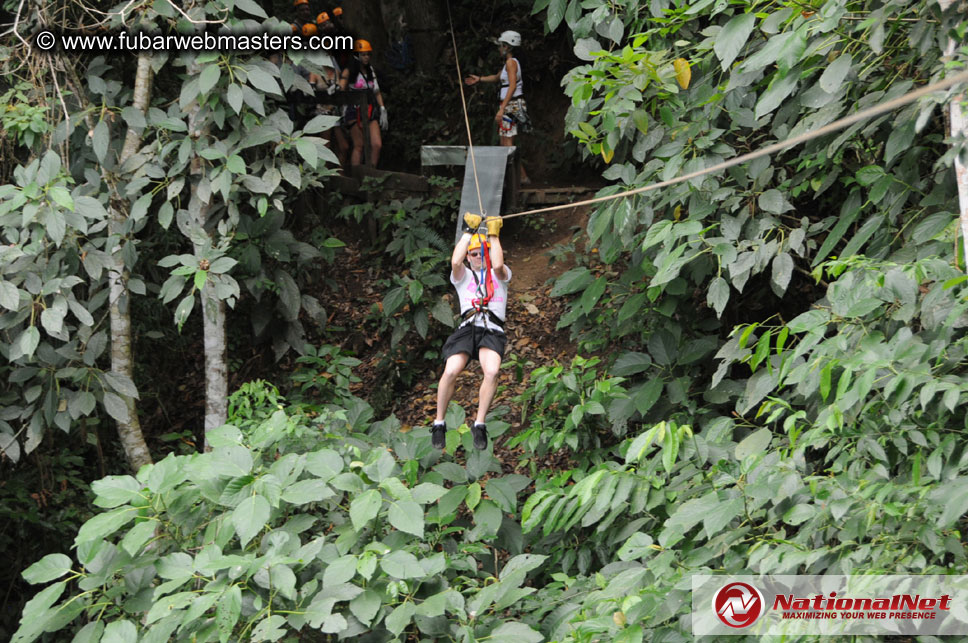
[464,30,531,184]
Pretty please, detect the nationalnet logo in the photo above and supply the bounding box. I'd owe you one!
[693,575,968,636]
[713,582,765,628]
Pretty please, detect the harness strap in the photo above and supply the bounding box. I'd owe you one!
[461,307,504,329]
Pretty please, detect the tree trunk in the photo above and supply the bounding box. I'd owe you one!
[195,231,228,443]
[110,53,154,472]
[186,63,228,448]
[939,0,968,268]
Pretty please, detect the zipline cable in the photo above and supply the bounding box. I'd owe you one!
[496,69,968,221]
[445,0,485,217]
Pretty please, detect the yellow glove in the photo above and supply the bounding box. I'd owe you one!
[462,212,483,233]
[485,215,503,237]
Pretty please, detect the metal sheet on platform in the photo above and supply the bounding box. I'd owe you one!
[420,146,469,167]
[455,147,515,241]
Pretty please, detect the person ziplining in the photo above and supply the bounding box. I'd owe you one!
[432,213,509,451]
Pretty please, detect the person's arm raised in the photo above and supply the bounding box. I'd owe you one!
[485,216,507,281]
[451,232,471,282]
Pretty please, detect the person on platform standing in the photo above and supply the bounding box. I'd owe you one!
[339,39,388,167]
[432,213,510,451]
[464,30,531,184]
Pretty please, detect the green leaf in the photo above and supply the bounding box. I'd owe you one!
[632,378,663,415]
[612,351,652,376]
[659,492,718,548]
[820,53,852,93]
[91,475,142,508]
[100,619,136,643]
[714,13,756,70]
[75,506,136,546]
[488,621,544,643]
[217,586,242,643]
[245,67,281,95]
[146,591,196,624]
[771,253,794,294]
[704,496,743,538]
[787,309,829,332]
[232,494,269,547]
[22,553,73,584]
[754,70,798,120]
[92,120,109,163]
[546,0,566,31]
[735,428,772,461]
[305,448,343,481]
[472,499,503,538]
[783,504,817,526]
[349,489,382,531]
[380,550,424,579]
[102,391,130,423]
[438,485,467,517]
[121,519,157,556]
[18,326,40,359]
[707,277,729,317]
[855,165,885,187]
[812,209,860,266]
[71,622,105,643]
[48,186,74,211]
[647,329,676,366]
[388,499,424,537]
[384,600,415,636]
[617,532,654,561]
[295,138,317,167]
[174,294,194,327]
[0,281,20,311]
[199,64,221,95]
[466,482,482,511]
[408,279,424,303]
[234,0,268,18]
[226,155,246,174]
[580,276,607,313]
[349,589,381,625]
[324,555,357,588]
[550,267,593,297]
[281,479,335,505]
[486,477,517,513]
[226,83,243,114]
[758,189,790,214]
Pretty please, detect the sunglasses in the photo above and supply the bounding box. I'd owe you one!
[468,251,481,257]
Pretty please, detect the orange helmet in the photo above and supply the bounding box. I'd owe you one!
[468,234,486,252]
[301,23,318,36]
[354,39,373,53]
[333,6,343,16]
[293,0,309,6]
[316,11,330,23]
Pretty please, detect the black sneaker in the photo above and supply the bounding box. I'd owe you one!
[472,423,488,450]
[431,422,446,449]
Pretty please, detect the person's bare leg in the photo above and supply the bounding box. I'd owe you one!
[349,123,363,166]
[436,352,470,422]
[369,120,382,167]
[476,347,502,425]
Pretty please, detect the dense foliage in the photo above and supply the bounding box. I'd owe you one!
[6,0,968,640]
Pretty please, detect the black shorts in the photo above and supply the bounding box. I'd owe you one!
[441,323,507,362]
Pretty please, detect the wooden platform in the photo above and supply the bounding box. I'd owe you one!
[329,166,429,197]
[517,186,596,206]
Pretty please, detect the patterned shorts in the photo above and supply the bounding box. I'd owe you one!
[498,97,531,138]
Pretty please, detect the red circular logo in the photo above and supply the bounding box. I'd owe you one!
[713,581,765,628]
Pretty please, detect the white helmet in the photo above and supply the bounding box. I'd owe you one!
[497,30,521,47]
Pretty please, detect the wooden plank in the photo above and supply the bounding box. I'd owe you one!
[347,166,430,193]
